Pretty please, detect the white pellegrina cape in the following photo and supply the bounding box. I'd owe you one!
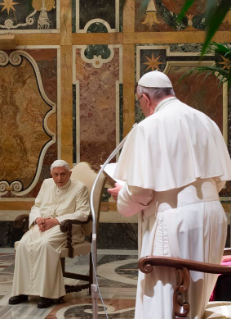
[114,97,231,190]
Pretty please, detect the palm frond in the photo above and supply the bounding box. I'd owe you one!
[209,42,231,56]
[177,0,196,21]
[177,1,230,55]
[179,66,230,85]
[180,41,231,86]
[204,0,218,23]
[202,0,231,55]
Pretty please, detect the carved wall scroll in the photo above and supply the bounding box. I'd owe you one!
[0,50,56,196]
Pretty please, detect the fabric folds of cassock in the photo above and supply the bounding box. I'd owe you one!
[114,97,231,319]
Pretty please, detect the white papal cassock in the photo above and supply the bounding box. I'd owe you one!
[113,97,231,319]
[12,178,90,299]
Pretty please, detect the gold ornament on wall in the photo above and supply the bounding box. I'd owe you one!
[141,0,161,26]
[0,0,19,15]
[218,56,231,71]
[32,0,55,29]
[32,0,55,11]
[186,14,195,30]
[143,53,163,71]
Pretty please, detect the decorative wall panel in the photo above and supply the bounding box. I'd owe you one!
[74,0,120,33]
[0,0,59,31]
[0,49,57,197]
[73,44,122,170]
[135,0,231,32]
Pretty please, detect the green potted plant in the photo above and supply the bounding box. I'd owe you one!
[180,42,231,85]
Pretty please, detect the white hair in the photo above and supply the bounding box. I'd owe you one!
[137,85,175,104]
[50,160,70,172]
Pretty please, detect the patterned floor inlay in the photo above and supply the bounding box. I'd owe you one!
[55,303,135,319]
[0,254,15,268]
[0,249,138,319]
[0,303,56,319]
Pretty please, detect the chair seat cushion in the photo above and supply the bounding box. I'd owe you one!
[15,240,91,258]
[203,302,231,318]
[61,240,91,258]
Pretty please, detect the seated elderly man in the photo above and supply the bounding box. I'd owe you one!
[9,160,90,308]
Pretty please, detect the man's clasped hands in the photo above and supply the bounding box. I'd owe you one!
[35,217,60,232]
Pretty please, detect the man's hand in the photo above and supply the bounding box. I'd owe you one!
[36,217,46,232]
[107,183,123,201]
[43,218,60,231]
[36,217,59,232]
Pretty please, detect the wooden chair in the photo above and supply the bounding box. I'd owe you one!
[14,162,106,296]
[138,249,231,319]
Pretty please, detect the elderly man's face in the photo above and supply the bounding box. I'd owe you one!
[51,166,72,187]
[136,93,151,117]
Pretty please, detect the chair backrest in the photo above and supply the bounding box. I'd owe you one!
[71,162,106,235]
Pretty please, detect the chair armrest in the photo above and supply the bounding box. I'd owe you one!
[14,214,29,233]
[60,215,92,233]
[138,256,231,318]
[60,215,92,255]
[138,256,231,276]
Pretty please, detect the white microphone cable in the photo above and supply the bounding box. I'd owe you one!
[90,123,137,319]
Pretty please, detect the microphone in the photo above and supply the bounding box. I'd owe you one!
[104,122,138,165]
[89,122,137,319]
[91,122,137,218]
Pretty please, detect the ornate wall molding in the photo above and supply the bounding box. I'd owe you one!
[0,50,56,196]
[79,44,116,69]
[72,44,122,166]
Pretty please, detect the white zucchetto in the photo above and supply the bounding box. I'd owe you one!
[138,70,173,88]
[50,160,70,171]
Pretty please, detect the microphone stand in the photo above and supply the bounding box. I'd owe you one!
[90,124,137,319]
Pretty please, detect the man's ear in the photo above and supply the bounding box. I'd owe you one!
[143,93,155,115]
[69,170,72,177]
[143,94,151,106]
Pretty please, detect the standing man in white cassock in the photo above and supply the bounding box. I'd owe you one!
[9,160,90,308]
[108,70,231,319]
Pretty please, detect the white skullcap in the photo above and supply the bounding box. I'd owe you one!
[50,160,70,171]
[138,70,173,88]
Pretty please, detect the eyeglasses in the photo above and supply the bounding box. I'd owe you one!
[135,94,143,106]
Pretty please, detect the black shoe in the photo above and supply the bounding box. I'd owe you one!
[9,295,28,305]
[37,297,53,308]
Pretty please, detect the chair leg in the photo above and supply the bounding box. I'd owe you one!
[89,252,93,295]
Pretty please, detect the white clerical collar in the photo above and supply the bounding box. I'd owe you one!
[154,97,177,113]
[57,179,71,190]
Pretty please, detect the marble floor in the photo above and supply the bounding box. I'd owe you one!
[0,248,138,319]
